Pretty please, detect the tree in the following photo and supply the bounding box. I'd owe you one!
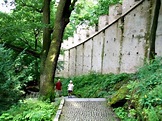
[149,0,161,60]
[0,0,43,59]
[0,0,78,101]
[39,0,77,101]
[40,0,52,86]
[0,0,122,101]
[0,0,43,108]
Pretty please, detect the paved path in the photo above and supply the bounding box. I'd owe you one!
[59,98,119,121]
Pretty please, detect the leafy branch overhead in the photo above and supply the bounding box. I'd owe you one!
[19,1,43,13]
[64,0,121,39]
[3,43,40,58]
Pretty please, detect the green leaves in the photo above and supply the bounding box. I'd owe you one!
[0,45,39,114]
[64,0,122,39]
[0,98,60,121]
[0,0,43,52]
[61,72,130,98]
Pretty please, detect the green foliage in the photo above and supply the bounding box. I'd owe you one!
[64,0,122,39]
[0,45,20,113]
[0,0,43,52]
[0,45,39,114]
[138,85,162,107]
[0,98,60,121]
[61,72,130,98]
[95,0,122,16]
[64,0,97,39]
[114,107,127,120]
[134,57,162,108]
[142,106,159,121]
[114,107,137,121]
[118,57,162,121]
[0,0,45,113]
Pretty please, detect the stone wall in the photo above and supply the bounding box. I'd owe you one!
[58,0,162,77]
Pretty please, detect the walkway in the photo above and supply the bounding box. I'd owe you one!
[58,97,119,121]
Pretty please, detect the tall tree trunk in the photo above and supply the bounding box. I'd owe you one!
[149,0,161,60]
[40,0,51,72]
[40,0,51,86]
[40,0,77,101]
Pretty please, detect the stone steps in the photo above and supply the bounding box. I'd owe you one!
[59,98,119,121]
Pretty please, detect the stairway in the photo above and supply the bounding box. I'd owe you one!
[59,98,119,121]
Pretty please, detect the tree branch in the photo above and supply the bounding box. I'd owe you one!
[149,0,161,59]
[63,0,78,25]
[70,0,78,12]
[3,43,40,58]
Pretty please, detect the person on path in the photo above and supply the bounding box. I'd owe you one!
[68,80,74,98]
[55,79,62,97]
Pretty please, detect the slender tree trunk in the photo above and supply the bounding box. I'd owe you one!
[40,0,77,101]
[34,29,40,82]
[149,0,161,60]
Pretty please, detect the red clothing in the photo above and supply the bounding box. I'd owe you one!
[56,81,62,90]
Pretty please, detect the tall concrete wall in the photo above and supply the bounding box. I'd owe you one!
[92,32,104,73]
[102,21,122,74]
[58,0,162,77]
[69,48,76,76]
[83,39,93,74]
[76,45,84,75]
[120,1,150,73]
[63,50,69,77]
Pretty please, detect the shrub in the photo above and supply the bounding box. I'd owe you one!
[0,98,60,121]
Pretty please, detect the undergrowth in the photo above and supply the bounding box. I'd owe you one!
[0,98,60,121]
[61,72,131,98]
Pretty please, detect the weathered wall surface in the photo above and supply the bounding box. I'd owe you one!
[76,45,84,75]
[69,48,76,76]
[109,4,122,23]
[62,50,69,77]
[83,39,92,74]
[98,15,109,30]
[120,1,150,73]
[122,0,140,13]
[58,0,162,77]
[92,32,104,73]
[102,21,122,74]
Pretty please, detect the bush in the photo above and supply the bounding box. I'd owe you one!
[0,45,40,114]
[61,72,131,98]
[0,98,60,121]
